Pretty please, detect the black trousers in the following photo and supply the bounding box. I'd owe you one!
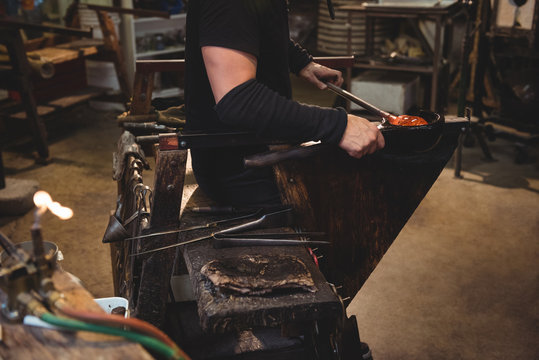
[191,148,282,207]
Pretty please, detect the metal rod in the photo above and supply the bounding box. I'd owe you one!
[130,208,294,256]
[213,232,325,239]
[326,82,391,120]
[120,210,262,242]
[129,233,213,256]
[0,18,92,38]
[79,4,170,18]
[187,204,287,214]
[213,237,330,248]
[0,231,27,263]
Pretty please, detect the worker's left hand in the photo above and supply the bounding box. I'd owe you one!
[299,62,344,90]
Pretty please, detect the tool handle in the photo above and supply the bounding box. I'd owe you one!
[244,124,387,167]
[123,122,172,132]
[187,206,237,214]
[326,82,392,120]
[135,135,160,144]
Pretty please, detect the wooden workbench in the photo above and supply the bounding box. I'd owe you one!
[160,189,345,359]
[0,270,152,359]
[179,211,342,334]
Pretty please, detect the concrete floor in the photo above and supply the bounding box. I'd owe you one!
[1,81,538,359]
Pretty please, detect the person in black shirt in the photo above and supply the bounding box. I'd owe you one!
[185,0,385,206]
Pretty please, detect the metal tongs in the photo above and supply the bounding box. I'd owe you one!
[118,209,263,243]
[130,208,329,256]
[211,232,327,249]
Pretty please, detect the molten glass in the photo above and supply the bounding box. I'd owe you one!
[389,115,428,126]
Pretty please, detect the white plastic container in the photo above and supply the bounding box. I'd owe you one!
[94,296,129,318]
[350,70,420,114]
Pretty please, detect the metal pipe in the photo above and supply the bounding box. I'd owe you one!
[326,82,392,120]
[79,4,170,18]
[0,231,26,262]
[0,18,92,38]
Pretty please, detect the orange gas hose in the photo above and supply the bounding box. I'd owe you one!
[56,303,191,360]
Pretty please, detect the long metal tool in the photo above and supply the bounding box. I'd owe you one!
[0,231,29,264]
[119,209,263,243]
[212,232,325,239]
[325,82,427,126]
[326,82,393,122]
[212,235,330,248]
[130,208,297,256]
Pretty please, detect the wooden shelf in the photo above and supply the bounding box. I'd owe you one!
[9,86,107,119]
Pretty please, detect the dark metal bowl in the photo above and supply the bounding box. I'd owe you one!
[380,110,444,153]
[0,241,59,265]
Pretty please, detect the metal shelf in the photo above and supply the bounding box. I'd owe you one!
[354,61,434,74]
[152,87,183,99]
[338,1,462,112]
[136,45,185,58]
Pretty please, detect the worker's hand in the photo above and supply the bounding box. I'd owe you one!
[339,114,385,159]
[299,62,343,90]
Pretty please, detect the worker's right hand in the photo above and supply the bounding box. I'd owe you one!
[339,114,385,159]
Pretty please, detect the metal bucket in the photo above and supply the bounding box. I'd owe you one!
[0,240,59,265]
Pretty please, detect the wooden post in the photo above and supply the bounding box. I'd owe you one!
[130,71,155,115]
[96,10,131,102]
[1,28,50,162]
[134,148,187,327]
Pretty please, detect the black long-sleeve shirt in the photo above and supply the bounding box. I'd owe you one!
[184,0,346,203]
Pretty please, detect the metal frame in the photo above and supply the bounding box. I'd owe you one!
[340,1,463,112]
